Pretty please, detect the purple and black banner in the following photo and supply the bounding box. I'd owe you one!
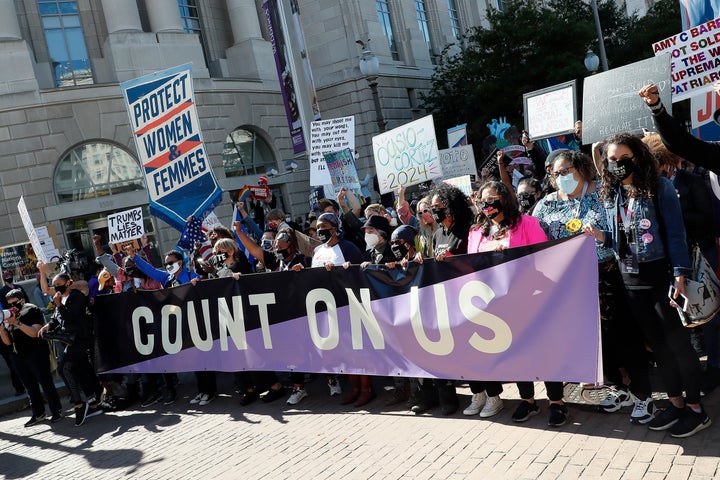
[94,235,602,383]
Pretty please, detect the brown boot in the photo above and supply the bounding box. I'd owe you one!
[354,375,376,407]
[340,375,361,405]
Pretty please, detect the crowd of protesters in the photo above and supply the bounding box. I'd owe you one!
[2,84,719,439]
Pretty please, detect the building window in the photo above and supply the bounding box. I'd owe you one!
[376,0,399,61]
[414,0,436,63]
[496,0,510,12]
[178,0,201,33]
[447,0,462,40]
[38,0,93,87]
[222,128,276,178]
[53,142,145,203]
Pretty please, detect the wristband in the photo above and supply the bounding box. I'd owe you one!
[647,99,664,115]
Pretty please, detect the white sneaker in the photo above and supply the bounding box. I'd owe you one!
[199,393,216,406]
[328,378,342,397]
[463,392,487,416]
[630,397,655,424]
[479,395,504,418]
[599,387,634,413]
[287,387,309,405]
[189,393,204,405]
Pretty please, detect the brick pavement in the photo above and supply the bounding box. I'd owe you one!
[0,377,718,480]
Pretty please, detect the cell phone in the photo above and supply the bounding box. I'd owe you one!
[668,285,689,312]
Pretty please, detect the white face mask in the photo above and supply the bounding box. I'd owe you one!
[365,233,380,248]
[389,218,398,227]
[166,262,181,275]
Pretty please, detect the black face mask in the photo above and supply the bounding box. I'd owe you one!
[317,229,333,243]
[124,266,138,277]
[54,284,68,294]
[3,277,12,284]
[607,157,635,181]
[517,193,537,211]
[431,208,446,224]
[391,243,409,260]
[275,248,290,261]
[480,199,504,219]
[211,252,228,267]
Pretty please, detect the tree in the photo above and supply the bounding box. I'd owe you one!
[420,0,679,149]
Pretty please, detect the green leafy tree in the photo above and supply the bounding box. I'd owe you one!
[420,0,679,149]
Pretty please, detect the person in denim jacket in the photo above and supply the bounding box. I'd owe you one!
[598,133,710,438]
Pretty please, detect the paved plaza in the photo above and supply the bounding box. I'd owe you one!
[0,375,719,480]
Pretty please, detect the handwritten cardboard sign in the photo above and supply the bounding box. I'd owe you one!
[523,80,577,141]
[324,148,362,198]
[309,116,355,186]
[582,55,672,145]
[437,145,477,181]
[372,115,441,194]
[108,207,144,243]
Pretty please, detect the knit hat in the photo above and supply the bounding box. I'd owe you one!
[545,148,570,168]
[391,225,417,244]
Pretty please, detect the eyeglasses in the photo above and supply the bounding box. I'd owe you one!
[550,166,575,178]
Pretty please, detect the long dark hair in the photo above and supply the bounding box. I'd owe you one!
[430,183,473,230]
[599,133,659,200]
[475,181,522,238]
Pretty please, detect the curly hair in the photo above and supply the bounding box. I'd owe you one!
[599,132,659,200]
[548,150,596,191]
[641,132,682,167]
[430,183,473,230]
[475,181,522,238]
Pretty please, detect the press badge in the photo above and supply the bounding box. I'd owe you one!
[620,241,639,274]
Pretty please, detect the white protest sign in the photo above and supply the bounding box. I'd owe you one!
[107,207,144,243]
[372,115,441,194]
[437,145,477,180]
[447,124,467,147]
[35,226,60,261]
[17,196,48,263]
[309,116,355,186]
[202,211,222,231]
[653,19,720,102]
[442,175,473,197]
[523,81,577,140]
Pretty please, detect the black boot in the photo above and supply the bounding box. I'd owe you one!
[437,380,458,415]
[410,380,439,414]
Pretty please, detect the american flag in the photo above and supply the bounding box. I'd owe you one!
[178,216,214,262]
[177,216,206,250]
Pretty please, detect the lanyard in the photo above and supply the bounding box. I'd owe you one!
[619,194,635,234]
[572,182,589,218]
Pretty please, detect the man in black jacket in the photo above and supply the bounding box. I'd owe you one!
[0,290,63,426]
[39,273,103,426]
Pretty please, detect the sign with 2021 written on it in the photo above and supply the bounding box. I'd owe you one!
[372,115,441,194]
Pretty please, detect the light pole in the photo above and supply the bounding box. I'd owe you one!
[584,49,600,74]
[590,0,609,71]
[357,40,387,133]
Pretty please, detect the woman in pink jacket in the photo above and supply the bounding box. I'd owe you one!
[462,180,548,419]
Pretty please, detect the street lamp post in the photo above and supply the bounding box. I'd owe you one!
[584,49,600,74]
[357,40,387,133]
[590,0,609,72]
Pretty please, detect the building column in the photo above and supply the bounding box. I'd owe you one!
[101,0,142,33]
[227,0,262,43]
[0,0,21,40]
[147,0,184,33]
[223,0,275,80]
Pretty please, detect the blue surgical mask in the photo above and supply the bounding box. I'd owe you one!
[556,172,579,194]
